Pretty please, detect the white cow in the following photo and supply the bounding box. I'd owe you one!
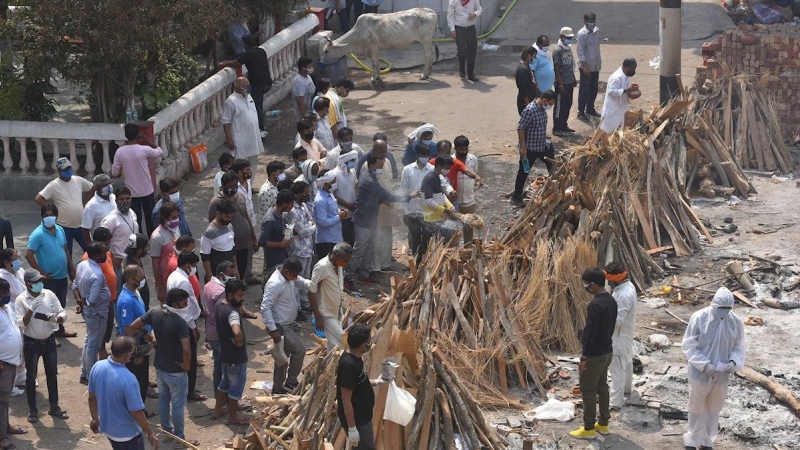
[318,8,439,84]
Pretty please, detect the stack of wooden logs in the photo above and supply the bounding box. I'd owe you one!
[695,73,794,174]
[250,241,552,450]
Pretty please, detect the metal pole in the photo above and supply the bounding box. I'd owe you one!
[659,0,681,105]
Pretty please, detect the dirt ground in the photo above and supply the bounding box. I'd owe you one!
[6,3,800,449]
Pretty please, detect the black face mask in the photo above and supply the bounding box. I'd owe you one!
[223,187,237,197]
[626,69,636,77]
[302,132,314,141]
[301,194,311,203]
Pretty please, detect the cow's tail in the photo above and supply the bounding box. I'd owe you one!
[435,44,440,61]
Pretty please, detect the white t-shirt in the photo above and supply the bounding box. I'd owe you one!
[100,209,139,259]
[38,176,93,228]
[81,193,116,232]
[221,93,264,160]
[332,167,357,218]
[291,74,316,122]
[456,153,478,207]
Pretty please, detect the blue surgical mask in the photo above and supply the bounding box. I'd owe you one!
[43,216,57,228]
[346,162,356,170]
[717,308,731,319]
[59,169,73,180]
[587,23,596,30]
[11,260,21,271]
[100,184,113,196]
[563,38,572,45]
[540,46,549,52]
[246,85,252,94]
[417,157,428,166]
[31,281,43,294]
[277,173,287,182]
[422,139,435,147]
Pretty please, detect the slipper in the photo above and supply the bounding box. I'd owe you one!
[144,410,158,418]
[227,417,249,426]
[7,425,26,435]
[48,408,69,420]
[56,331,78,338]
[26,414,37,424]
[187,392,207,401]
[0,438,16,450]
[174,439,200,449]
[210,408,228,420]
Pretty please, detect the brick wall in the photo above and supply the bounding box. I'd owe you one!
[698,24,800,131]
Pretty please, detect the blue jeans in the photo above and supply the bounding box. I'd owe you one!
[63,226,87,254]
[81,310,108,379]
[218,362,247,401]
[156,370,188,439]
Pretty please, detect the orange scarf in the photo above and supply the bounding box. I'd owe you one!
[604,270,627,284]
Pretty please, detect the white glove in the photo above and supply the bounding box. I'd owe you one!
[724,362,736,374]
[347,426,360,447]
[373,377,388,386]
[702,363,717,377]
[29,298,43,312]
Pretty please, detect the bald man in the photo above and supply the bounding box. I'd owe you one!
[222,76,264,175]
[355,138,399,179]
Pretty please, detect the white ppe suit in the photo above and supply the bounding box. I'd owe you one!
[681,287,745,449]
[610,280,637,408]
[599,67,632,133]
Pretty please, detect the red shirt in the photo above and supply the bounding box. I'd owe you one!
[167,253,201,298]
[82,251,118,301]
[430,157,467,191]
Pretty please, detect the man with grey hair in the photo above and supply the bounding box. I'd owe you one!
[81,174,116,245]
[309,242,352,350]
[222,76,264,175]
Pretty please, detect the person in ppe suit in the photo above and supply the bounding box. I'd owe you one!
[604,261,636,410]
[681,286,745,450]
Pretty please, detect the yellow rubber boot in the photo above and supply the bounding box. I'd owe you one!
[594,423,610,435]
[569,426,597,440]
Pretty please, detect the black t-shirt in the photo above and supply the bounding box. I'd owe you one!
[216,303,248,364]
[237,48,272,88]
[141,308,190,373]
[336,352,374,428]
[581,292,618,357]
[421,171,442,200]
[515,62,535,100]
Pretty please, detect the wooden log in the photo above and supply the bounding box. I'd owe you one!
[732,290,759,309]
[737,366,800,418]
[435,388,454,450]
[725,260,754,291]
[432,358,480,450]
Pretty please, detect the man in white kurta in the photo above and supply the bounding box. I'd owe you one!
[222,77,265,174]
[604,262,637,409]
[599,58,638,133]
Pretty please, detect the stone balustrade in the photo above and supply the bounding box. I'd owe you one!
[0,13,318,189]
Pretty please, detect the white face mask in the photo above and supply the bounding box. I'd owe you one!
[544,104,554,111]
[138,278,146,289]
[417,157,428,166]
[168,192,180,203]
[441,169,451,176]
[375,168,384,175]
[189,266,197,277]
[717,308,731,320]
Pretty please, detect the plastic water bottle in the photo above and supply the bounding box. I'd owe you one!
[125,104,133,123]
[268,110,282,117]
[132,105,138,122]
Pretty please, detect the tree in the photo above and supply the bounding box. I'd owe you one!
[4,0,235,123]
[242,0,308,27]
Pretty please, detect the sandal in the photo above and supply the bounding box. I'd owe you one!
[227,416,249,426]
[48,407,69,420]
[187,392,207,401]
[174,439,200,449]
[144,410,158,418]
[26,413,37,424]
[7,425,26,435]
[0,438,16,450]
[210,408,228,420]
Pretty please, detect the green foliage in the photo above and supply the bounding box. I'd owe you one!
[240,0,308,23]
[0,64,57,121]
[140,52,201,114]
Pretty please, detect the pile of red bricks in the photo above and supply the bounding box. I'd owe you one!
[698,23,800,132]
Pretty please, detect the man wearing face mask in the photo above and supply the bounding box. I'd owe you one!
[166,251,205,403]
[222,77,265,176]
[324,128,364,171]
[325,78,355,140]
[73,242,112,385]
[81,174,116,245]
[552,27,578,136]
[530,35,555,95]
[452,136,480,244]
[510,90,557,208]
[80,227,118,361]
[285,147,307,182]
[15,269,68,424]
[421,156,458,250]
[603,261,637,411]
[115,265,154,413]
[218,34,273,138]
[258,161,287,223]
[682,287,745,450]
[35,157,95,253]
[201,261,238,397]
[295,118,327,162]
[401,144,434,262]
[355,136,398,180]
[600,58,639,134]
[346,154,405,289]
[332,151,358,246]
[403,124,439,165]
[312,97,336,151]
[309,243,353,350]
[150,202,180,302]
[292,57,316,122]
[577,13,602,121]
[212,279,250,425]
[0,278,24,449]
[285,181,316,316]
[210,172,256,282]
[201,200,238,288]
[122,234,151,311]
[112,124,165,235]
[152,177,191,237]
[25,204,76,338]
[570,268,616,440]
[261,257,311,395]
[232,159,260,285]
[259,190,295,284]
[101,187,139,300]
[313,172,348,258]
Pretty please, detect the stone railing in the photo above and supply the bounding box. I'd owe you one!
[0,13,318,185]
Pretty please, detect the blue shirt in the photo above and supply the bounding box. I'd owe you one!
[88,358,145,440]
[73,259,111,316]
[152,197,192,237]
[26,224,68,279]
[530,53,555,92]
[402,140,437,166]
[117,286,150,335]
[356,151,398,179]
[313,189,342,244]
[352,171,401,228]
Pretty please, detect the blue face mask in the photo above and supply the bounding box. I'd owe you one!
[43,216,57,228]
[60,169,73,180]
[345,162,356,170]
[587,23,596,30]
[246,85,252,94]
[31,281,43,294]
[277,173,286,182]
[100,184,113,196]
[563,38,572,45]
[422,139,435,147]
[717,308,731,319]
[11,260,21,271]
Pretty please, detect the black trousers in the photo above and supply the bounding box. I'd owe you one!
[24,335,59,413]
[341,218,355,246]
[126,354,150,402]
[578,70,600,114]
[455,25,477,77]
[363,5,378,13]
[346,0,363,24]
[316,242,336,259]
[250,83,271,131]
[554,83,575,131]
[235,248,248,280]
[512,146,555,199]
[403,214,426,265]
[131,195,155,235]
[187,332,198,399]
[109,434,145,450]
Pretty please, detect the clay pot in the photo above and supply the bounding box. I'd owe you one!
[740,33,759,46]
[628,88,642,99]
